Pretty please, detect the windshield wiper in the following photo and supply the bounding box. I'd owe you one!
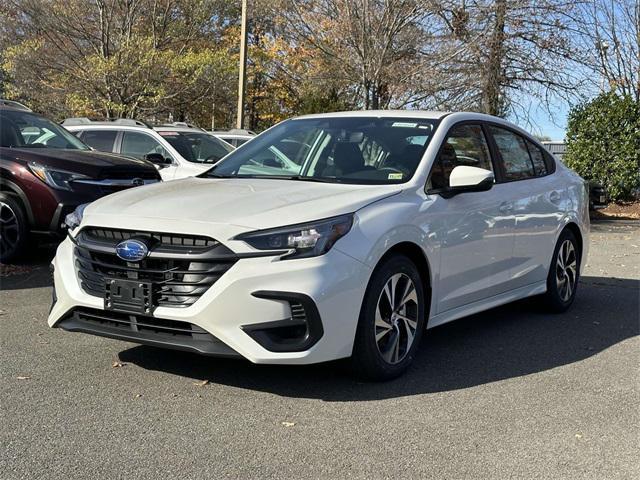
[206,173,236,178]
[205,173,344,183]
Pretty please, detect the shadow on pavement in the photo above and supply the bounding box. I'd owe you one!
[119,275,639,400]
[0,243,57,291]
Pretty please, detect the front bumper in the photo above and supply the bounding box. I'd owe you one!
[48,237,371,364]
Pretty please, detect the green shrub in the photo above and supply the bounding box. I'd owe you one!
[564,92,639,202]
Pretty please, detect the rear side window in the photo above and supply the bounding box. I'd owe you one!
[428,124,493,190]
[525,139,548,176]
[80,130,117,152]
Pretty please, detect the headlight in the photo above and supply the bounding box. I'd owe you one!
[63,203,89,231]
[235,214,354,259]
[28,162,89,191]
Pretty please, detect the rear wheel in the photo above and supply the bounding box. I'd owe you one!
[0,194,28,263]
[350,254,426,381]
[542,229,580,312]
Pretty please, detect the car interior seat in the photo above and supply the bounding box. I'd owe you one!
[322,142,366,176]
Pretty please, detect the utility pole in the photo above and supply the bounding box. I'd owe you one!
[236,0,248,129]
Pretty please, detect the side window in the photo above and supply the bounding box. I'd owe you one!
[525,139,548,177]
[428,124,492,190]
[81,130,117,152]
[121,131,168,160]
[488,126,535,181]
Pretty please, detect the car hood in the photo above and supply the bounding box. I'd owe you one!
[83,177,401,235]
[1,147,159,178]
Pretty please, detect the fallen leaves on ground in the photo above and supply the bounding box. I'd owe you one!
[112,361,126,368]
[0,264,36,276]
[281,421,296,427]
[193,380,209,387]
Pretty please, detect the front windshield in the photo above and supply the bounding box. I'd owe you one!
[205,117,439,184]
[0,109,89,150]
[159,131,234,164]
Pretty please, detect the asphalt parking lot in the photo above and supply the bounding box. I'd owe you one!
[1,219,638,480]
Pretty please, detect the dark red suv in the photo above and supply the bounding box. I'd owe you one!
[0,102,161,261]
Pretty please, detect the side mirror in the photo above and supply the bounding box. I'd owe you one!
[441,166,494,198]
[144,153,172,167]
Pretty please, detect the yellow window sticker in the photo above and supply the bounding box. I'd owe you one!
[388,173,403,180]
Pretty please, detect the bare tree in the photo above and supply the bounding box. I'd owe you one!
[278,0,433,109]
[573,0,639,101]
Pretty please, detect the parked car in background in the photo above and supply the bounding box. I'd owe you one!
[540,141,607,210]
[0,103,161,262]
[588,182,607,210]
[63,119,234,181]
[49,111,589,380]
[211,128,256,147]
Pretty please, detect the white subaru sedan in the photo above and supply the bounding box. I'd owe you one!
[49,111,589,380]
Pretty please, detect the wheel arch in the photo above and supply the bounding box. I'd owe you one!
[563,222,583,262]
[0,176,34,225]
[371,241,433,321]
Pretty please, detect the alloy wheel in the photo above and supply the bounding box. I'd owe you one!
[374,273,419,364]
[556,239,577,302]
[0,201,20,257]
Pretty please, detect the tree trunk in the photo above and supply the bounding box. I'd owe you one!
[482,0,507,116]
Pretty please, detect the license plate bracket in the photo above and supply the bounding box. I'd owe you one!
[105,278,153,314]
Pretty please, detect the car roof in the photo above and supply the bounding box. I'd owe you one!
[294,110,451,120]
[154,126,207,133]
[61,118,209,133]
[212,133,254,138]
[0,99,32,112]
[64,123,209,134]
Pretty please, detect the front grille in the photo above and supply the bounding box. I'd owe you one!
[83,227,217,249]
[98,168,159,180]
[74,228,237,308]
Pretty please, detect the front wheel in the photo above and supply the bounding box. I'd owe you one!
[542,229,580,312]
[350,254,426,381]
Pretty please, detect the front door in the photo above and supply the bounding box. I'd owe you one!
[425,123,516,314]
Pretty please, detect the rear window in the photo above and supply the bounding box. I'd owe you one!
[525,139,549,177]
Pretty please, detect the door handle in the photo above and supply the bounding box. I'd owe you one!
[499,202,513,214]
[549,191,561,204]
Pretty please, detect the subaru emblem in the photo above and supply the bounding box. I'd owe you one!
[115,239,149,262]
[131,178,144,186]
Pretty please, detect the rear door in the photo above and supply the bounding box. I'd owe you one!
[486,125,561,289]
[427,123,516,314]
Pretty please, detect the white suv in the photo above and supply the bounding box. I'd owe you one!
[63,119,234,181]
[49,111,589,380]
[211,128,256,147]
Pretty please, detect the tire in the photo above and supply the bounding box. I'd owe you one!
[542,228,580,312]
[350,254,427,381]
[0,194,28,263]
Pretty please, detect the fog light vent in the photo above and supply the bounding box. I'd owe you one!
[243,291,324,352]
